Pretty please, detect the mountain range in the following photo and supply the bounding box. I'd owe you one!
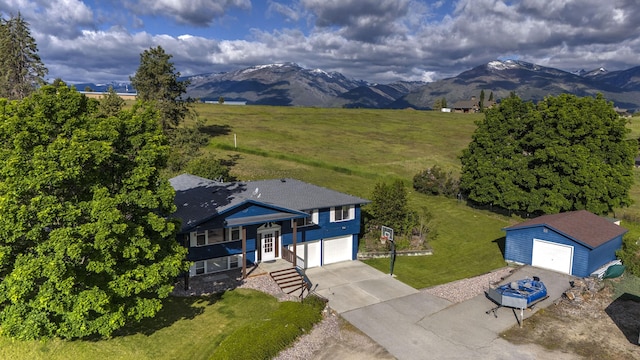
[76,60,640,111]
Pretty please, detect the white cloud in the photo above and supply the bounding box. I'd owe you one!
[7,0,640,84]
[129,0,251,26]
[1,0,94,38]
[267,0,304,22]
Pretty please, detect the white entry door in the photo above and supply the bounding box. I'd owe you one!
[261,231,276,261]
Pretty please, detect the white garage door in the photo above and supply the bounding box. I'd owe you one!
[293,240,321,269]
[531,239,573,274]
[323,235,353,265]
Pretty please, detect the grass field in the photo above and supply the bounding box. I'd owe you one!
[195,105,513,287]
[191,104,640,287]
[0,289,303,360]
[196,105,482,196]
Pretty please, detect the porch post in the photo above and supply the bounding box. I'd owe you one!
[292,221,297,268]
[242,227,247,279]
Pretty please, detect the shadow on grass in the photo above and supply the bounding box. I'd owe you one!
[111,293,223,338]
[492,236,506,258]
[604,292,640,345]
[200,124,232,137]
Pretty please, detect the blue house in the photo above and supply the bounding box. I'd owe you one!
[169,174,369,278]
[503,210,627,277]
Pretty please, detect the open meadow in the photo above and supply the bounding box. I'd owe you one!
[194,104,640,287]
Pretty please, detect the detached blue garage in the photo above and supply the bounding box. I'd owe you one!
[503,210,627,277]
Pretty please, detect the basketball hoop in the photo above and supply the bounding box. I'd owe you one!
[380,226,394,244]
[380,225,397,276]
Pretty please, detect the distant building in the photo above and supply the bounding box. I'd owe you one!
[451,96,495,113]
[80,91,137,101]
[203,100,247,105]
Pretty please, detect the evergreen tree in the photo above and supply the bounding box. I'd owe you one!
[97,86,125,118]
[488,91,494,102]
[368,180,416,236]
[130,46,191,132]
[0,86,189,339]
[479,89,485,112]
[460,93,635,215]
[0,13,48,100]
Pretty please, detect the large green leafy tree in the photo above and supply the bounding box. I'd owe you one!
[0,86,189,340]
[0,13,48,100]
[130,46,191,132]
[460,93,635,215]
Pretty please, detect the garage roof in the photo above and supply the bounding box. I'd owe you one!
[504,210,627,248]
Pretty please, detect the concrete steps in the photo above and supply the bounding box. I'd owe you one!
[270,267,310,298]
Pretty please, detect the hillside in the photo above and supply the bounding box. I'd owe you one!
[397,60,640,110]
[76,60,640,111]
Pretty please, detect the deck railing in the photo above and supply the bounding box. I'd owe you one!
[280,246,305,268]
[281,246,295,264]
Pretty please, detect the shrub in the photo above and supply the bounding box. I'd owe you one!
[617,234,640,277]
[413,165,459,198]
[185,153,236,182]
[211,296,325,360]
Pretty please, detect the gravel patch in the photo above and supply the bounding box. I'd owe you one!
[274,308,341,360]
[423,267,515,303]
[239,273,300,302]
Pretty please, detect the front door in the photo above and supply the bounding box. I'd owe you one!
[261,231,276,261]
[258,223,280,262]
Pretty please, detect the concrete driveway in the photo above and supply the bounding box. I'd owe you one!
[305,260,419,313]
[306,261,576,360]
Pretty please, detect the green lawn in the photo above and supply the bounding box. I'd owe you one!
[0,289,320,360]
[364,194,513,288]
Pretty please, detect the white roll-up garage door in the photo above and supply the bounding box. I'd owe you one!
[531,239,573,274]
[323,235,353,265]
[293,240,321,269]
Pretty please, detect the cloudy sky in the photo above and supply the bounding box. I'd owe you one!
[2,0,639,84]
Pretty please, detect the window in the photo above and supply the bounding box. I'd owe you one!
[230,255,239,268]
[195,261,205,275]
[190,226,242,246]
[196,231,206,246]
[228,227,241,241]
[332,205,354,222]
[206,258,227,273]
[208,229,224,243]
[191,255,243,276]
[293,210,317,228]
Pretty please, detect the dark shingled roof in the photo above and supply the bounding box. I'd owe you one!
[504,210,627,249]
[170,174,370,232]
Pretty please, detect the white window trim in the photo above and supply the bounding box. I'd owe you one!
[330,205,354,222]
[190,254,243,276]
[227,226,242,242]
[190,226,243,247]
[292,210,318,228]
